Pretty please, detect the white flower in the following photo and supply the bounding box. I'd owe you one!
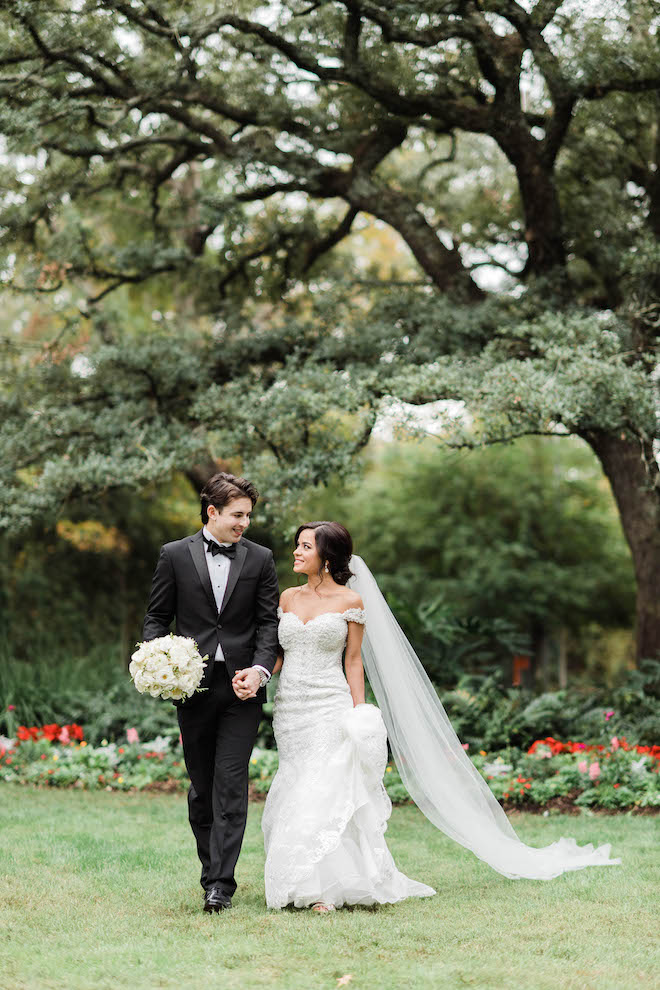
[483,762,513,777]
[129,635,206,702]
[149,736,171,752]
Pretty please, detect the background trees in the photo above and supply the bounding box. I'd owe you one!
[1,1,657,660]
[294,435,636,684]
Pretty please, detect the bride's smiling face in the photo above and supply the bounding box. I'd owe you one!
[293,529,322,575]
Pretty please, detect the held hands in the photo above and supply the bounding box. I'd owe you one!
[232,667,261,700]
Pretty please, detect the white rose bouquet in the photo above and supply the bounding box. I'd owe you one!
[129,635,208,702]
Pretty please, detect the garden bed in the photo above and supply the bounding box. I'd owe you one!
[2,720,658,811]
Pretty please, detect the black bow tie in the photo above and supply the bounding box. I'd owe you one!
[204,538,237,559]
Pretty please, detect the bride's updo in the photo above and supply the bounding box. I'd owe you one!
[295,521,353,585]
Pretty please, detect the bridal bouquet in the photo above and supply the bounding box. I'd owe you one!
[129,635,208,702]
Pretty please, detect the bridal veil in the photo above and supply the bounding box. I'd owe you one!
[348,555,620,880]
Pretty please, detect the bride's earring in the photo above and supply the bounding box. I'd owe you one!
[324,562,329,573]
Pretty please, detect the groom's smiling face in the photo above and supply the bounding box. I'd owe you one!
[206,497,253,544]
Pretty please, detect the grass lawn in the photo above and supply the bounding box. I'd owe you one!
[0,787,658,990]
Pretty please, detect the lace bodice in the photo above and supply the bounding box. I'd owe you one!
[273,607,366,755]
[277,607,366,664]
[277,605,366,625]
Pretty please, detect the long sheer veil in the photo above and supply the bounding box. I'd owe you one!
[348,555,620,879]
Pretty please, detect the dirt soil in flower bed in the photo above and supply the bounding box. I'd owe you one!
[9,780,660,812]
[247,786,660,814]
[501,795,659,816]
[250,786,659,816]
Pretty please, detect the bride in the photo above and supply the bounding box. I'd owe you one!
[259,521,619,912]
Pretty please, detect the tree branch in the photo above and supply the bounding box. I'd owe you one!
[302,206,360,273]
[196,12,492,132]
[579,77,660,101]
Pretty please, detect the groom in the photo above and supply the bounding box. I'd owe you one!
[143,472,279,912]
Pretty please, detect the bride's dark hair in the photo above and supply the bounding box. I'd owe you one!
[295,521,353,585]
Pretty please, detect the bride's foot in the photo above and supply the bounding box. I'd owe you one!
[311,902,335,914]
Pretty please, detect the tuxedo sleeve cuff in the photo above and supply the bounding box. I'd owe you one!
[252,664,271,682]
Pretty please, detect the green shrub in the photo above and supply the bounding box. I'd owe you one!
[441,659,660,750]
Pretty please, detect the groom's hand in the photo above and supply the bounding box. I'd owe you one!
[232,668,260,700]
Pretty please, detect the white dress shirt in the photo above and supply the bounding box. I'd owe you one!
[202,526,270,682]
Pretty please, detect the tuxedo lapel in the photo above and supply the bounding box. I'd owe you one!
[188,531,217,613]
[220,541,247,616]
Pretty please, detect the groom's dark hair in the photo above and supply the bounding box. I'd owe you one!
[200,472,259,523]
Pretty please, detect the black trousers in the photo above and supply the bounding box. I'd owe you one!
[177,661,262,895]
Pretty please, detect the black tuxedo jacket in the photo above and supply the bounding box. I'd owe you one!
[142,530,280,704]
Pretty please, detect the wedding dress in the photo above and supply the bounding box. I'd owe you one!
[263,558,620,908]
[262,606,435,909]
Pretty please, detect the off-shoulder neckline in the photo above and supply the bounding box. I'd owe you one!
[277,607,365,626]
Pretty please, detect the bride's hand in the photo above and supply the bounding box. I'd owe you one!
[232,667,260,700]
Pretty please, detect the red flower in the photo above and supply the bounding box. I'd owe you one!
[67,724,84,741]
[17,726,39,742]
[41,724,61,742]
[7,705,15,711]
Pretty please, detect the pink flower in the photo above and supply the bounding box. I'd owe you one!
[126,727,139,744]
[611,736,619,751]
[578,760,588,774]
[588,762,600,780]
[604,710,614,721]
[58,726,70,744]
[461,743,469,750]
[7,705,15,711]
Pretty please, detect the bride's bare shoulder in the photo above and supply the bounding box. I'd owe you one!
[279,587,298,610]
[341,588,364,610]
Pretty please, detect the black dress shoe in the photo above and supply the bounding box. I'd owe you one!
[203,886,232,913]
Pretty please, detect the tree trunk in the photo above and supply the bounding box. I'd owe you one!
[185,454,221,493]
[558,628,568,690]
[342,177,484,300]
[495,128,567,276]
[584,430,660,661]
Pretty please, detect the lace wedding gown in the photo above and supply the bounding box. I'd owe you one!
[262,607,436,909]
